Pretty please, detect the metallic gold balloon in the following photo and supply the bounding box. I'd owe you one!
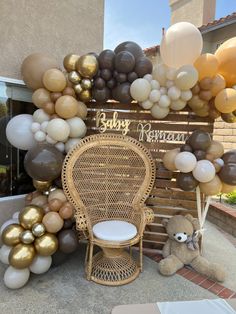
[33,179,52,193]
[63,54,80,72]
[68,71,81,84]
[73,83,83,94]
[34,233,58,256]
[9,244,35,269]
[77,55,98,79]
[19,206,44,229]
[32,223,46,237]
[79,90,92,102]
[81,78,92,90]
[221,112,236,123]
[2,224,24,246]
[20,230,35,244]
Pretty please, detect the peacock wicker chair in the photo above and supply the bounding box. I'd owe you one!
[62,133,156,286]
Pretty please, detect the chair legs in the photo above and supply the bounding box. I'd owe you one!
[139,237,143,272]
[87,241,94,281]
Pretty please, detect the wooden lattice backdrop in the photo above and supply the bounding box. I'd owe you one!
[86,101,214,252]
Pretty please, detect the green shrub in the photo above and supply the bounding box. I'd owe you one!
[225,190,236,204]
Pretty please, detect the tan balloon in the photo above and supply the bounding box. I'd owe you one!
[34,233,58,256]
[48,189,67,203]
[2,224,24,246]
[19,205,44,229]
[188,95,206,110]
[50,92,62,102]
[215,88,236,113]
[43,69,67,92]
[163,148,180,171]
[59,203,74,219]
[32,88,51,108]
[63,54,80,72]
[210,74,226,96]
[42,212,64,233]
[55,95,79,119]
[42,102,55,115]
[199,175,222,196]
[62,87,76,98]
[77,101,88,119]
[221,183,236,194]
[30,195,48,207]
[21,53,58,90]
[48,199,63,212]
[194,103,210,117]
[9,244,35,269]
[206,141,224,159]
[194,53,219,80]
[199,90,212,101]
[77,54,98,78]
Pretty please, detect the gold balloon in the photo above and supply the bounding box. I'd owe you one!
[33,179,52,192]
[221,112,236,123]
[19,206,44,229]
[81,78,92,90]
[194,53,219,80]
[42,69,67,92]
[221,183,236,194]
[20,230,35,244]
[199,175,222,196]
[2,224,24,246]
[79,90,92,102]
[68,71,81,84]
[77,54,98,79]
[63,54,80,72]
[9,244,35,269]
[73,83,83,94]
[34,233,58,256]
[32,223,46,237]
[215,88,236,113]
[206,140,224,160]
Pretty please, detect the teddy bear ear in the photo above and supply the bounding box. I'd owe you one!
[185,214,200,231]
[161,218,169,227]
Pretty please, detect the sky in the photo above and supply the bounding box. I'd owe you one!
[104,0,236,50]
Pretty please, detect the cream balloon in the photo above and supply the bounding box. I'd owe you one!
[31,122,41,133]
[192,160,216,183]
[170,99,187,111]
[33,109,50,124]
[130,79,151,102]
[163,148,180,171]
[152,64,168,86]
[149,90,161,102]
[46,135,57,145]
[40,121,49,132]
[29,255,52,274]
[48,189,67,203]
[150,80,160,90]
[143,74,153,82]
[34,131,46,142]
[166,68,177,80]
[174,152,197,173]
[4,266,30,289]
[167,86,181,100]
[141,100,153,109]
[175,65,198,90]
[46,118,70,142]
[55,142,65,152]
[180,90,192,101]
[0,245,12,264]
[66,117,87,138]
[65,138,81,153]
[159,95,171,108]
[150,104,169,119]
[160,22,203,68]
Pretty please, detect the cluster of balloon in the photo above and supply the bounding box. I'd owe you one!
[92,41,153,103]
[0,188,78,289]
[6,53,88,154]
[130,22,201,119]
[163,130,236,196]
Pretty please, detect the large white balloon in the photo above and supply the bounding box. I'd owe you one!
[130,79,151,102]
[175,65,198,90]
[66,117,87,138]
[175,152,197,173]
[160,22,203,68]
[29,255,52,274]
[6,114,36,150]
[0,219,18,235]
[0,245,12,264]
[46,118,70,142]
[193,160,216,183]
[33,109,50,123]
[4,266,30,289]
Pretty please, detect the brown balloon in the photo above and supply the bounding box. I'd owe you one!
[180,144,193,153]
[221,150,236,164]
[219,164,236,185]
[92,87,110,102]
[58,229,78,254]
[48,198,63,212]
[42,102,55,115]
[98,49,115,70]
[116,73,127,83]
[191,83,200,95]
[188,130,211,151]
[114,41,144,61]
[62,87,76,97]
[134,57,153,78]
[221,112,236,123]
[94,77,106,90]
[50,92,62,102]
[112,83,132,104]
[194,150,206,160]
[115,51,135,73]
[63,219,74,230]
[177,172,199,191]
[199,77,213,90]
[107,78,116,89]
[128,72,138,83]
[100,69,112,81]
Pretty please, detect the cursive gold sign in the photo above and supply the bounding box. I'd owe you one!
[96,110,131,135]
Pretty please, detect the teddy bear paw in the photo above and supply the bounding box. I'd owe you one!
[159,259,176,276]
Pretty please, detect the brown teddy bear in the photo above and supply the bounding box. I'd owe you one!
[159,214,225,282]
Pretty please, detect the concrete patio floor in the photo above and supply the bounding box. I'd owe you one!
[0,220,235,314]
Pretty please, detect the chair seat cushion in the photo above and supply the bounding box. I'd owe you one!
[93,220,137,242]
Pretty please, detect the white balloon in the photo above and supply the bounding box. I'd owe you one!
[149,90,161,103]
[55,142,65,152]
[152,64,168,86]
[166,68,177,80]
[130,79,151,102]
[143,74,153,82]
[193,160,216,183]
[160,22,203,68]
[170,99,187,111]
[160,87,167,95]
[34,130,46,142]
[181,90,192,101]
[46,118,70,142]
[0,219,18,235]
[31,122,41,133]
[0,245,12,264]
[12,212,20,220]
[151,105,169,119]
[150,80,160,90]
[159,95,171,108]
[40,121,49,132]
[46,135,57,145]
[175,152,197,173]
[29,255,52,274]
[168,86,181,100]
[175,65,198,90]
[6,114,36,150]
[166,80,174,88]
[141,99,154,110]
[65,138,81,153]
[66,117,87,138]
[33,109,50,124]
[4,266,30,289]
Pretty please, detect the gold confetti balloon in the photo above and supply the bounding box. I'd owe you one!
[32,223,46,237]
[73,83,83,94]
[77,54,98,79]
[33,180,52,193]
[9,244,35,269]
[19,205,44,229]
[79,90,92,102]
[63,54,80,72]
[81,78,92,90]
[68,71,81,84]
[20,230,35,244]
[2,224,24,246]
[34,233,58,256]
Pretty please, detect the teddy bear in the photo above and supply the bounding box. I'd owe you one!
[158,214,226,282]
